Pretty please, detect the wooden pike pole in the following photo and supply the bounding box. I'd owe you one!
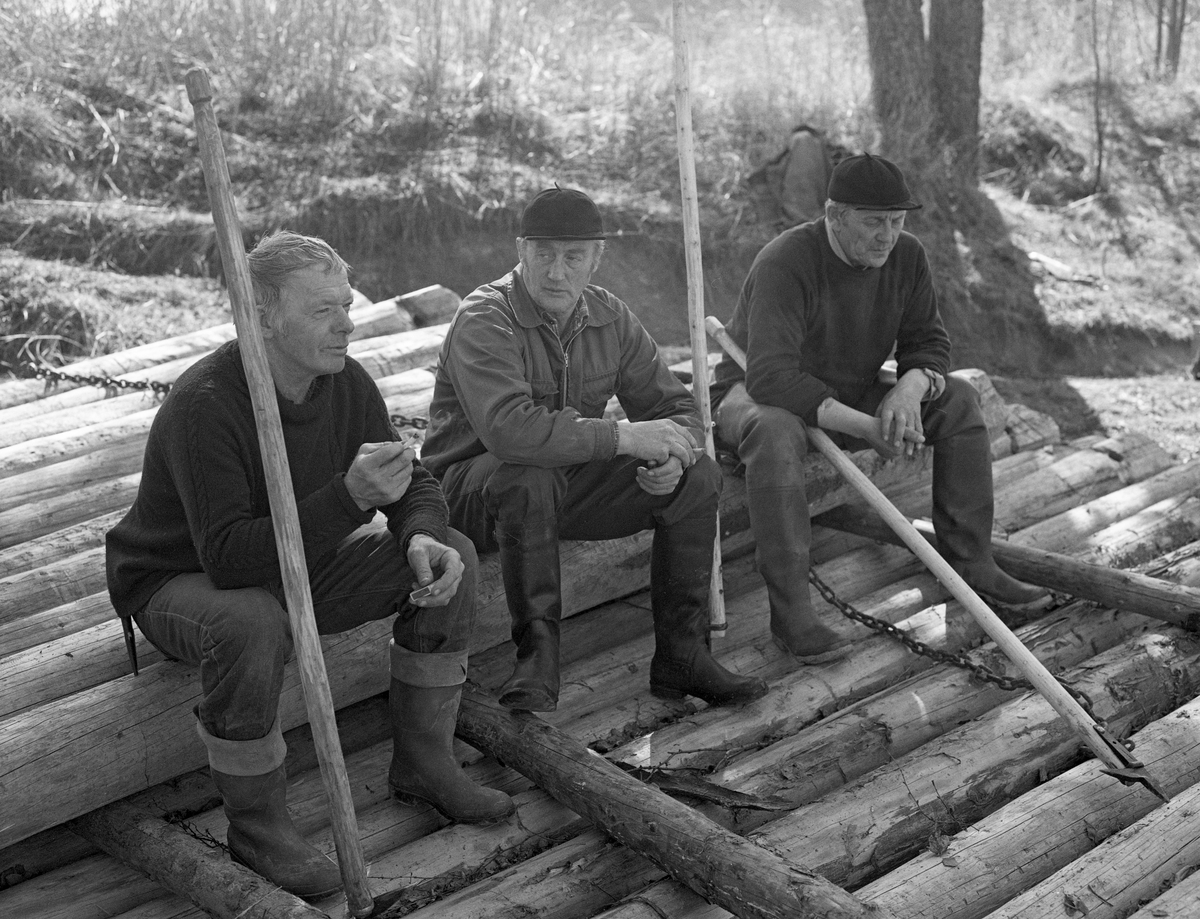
[671,0,726,637]
[184,68,375,916]
[705,316,1170,803]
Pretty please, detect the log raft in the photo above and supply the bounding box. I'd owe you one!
[2,287,1199,919]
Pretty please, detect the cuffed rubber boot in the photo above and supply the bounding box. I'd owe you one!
[388,678,515,824]
[648,511,769,705]
[211,765,342,900]
[495,518,563,712]
[750,486,850,663]
[933,428,1051,613]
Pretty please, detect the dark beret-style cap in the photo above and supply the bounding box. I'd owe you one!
[827,153,922,210]
[520,185,607,239]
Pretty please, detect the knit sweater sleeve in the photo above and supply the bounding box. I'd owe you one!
[355,367,449,549]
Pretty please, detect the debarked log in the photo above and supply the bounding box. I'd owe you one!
[454,687,895,919]
[592,629,1200,919]
[816,501,1200,631]
[979,776,1200,919]
[0,286,411,412]
[750,629,1200,891]
[857,694,1200,919]
[1123,869,1200,919]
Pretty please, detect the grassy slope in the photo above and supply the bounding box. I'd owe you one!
[2,4,1198,433]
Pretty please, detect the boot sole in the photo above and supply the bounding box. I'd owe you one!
[497,687,558,712]
[772,635,851,664]
[649,680,769,706]
[390,786,515,826]
[228,846,343,900]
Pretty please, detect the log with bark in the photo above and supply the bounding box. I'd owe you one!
[451,687,893,919]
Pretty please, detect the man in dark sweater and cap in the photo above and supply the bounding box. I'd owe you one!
[711,153,1050,663]
[106,230,513,900]
[421,186,767,714]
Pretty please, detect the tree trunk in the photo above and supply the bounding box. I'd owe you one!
[861,0,934,155]
[928,0,983,177]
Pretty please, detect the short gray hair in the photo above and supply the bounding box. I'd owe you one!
[247,231,351,316]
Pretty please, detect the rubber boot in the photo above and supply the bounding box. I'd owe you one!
[934,427,1052,612]
[211,765,342,900]
[648,512,769,705]
[388,678,515,824]
[750,485,850,663]
[495,518,563,712]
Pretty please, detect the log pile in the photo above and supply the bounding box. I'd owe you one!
[2,286,1199,919]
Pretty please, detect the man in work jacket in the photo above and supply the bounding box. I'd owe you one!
[711,153,1051,665]
[421,186,767,714]
[106,231,513,900]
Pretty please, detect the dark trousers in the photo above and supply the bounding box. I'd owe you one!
[715,375,993,622]
[135,523,477,741]
[440,452,723,652]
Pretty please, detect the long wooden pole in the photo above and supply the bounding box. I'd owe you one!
[185,68,375,916]
[671,0,726,636]
[705,316,1170,802]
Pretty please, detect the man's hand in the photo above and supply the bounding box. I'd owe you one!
[636,454,685,495]
[876,370,928,456]
[345,441,416,511]
[406,533,464,607]
[617,419,699,468]
[818,397,923,460]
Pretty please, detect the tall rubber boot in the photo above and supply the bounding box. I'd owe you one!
[210,765,343,900]
[388,677,515,824]
[934,428,1051,611]
[648,512,769,705]
[495,517,563,712]
[750,485,850,663]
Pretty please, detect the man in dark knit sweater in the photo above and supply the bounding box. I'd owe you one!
[711,153,1050,664]
[106,231,513,899]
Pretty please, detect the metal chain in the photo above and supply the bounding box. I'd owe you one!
[809,568,1107,728]
[390,414,428,431]
[19,362,173,395]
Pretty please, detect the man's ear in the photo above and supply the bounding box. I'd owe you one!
[257,304,274,337]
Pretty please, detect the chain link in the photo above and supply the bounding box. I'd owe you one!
[20,362,173,395]
[390,414,428,431]
[809,568,1108,730]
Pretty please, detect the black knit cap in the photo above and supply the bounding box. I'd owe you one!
[827,153,922,210]
[520,185,606,240]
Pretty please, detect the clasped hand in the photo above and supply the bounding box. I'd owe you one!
[618,419,699,495]
[872,373,928,458]
[345,440,416,511]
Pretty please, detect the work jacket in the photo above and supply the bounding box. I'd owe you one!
[421,268,701,478]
